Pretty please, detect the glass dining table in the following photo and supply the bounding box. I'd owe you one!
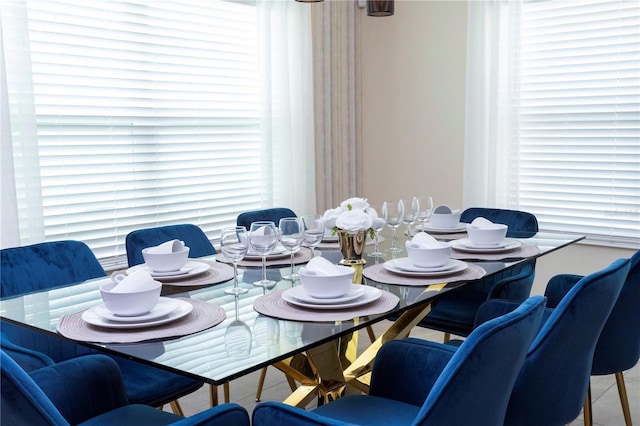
[0,231,584,407]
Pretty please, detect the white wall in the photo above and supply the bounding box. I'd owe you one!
[357,0,635,292]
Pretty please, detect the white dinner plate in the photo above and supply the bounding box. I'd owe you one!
[93,297,180,322]
[82,299,193,329]
[392,258,461,273]
[383,259,468,277]
[245,244,289,260]
[282,286,381,310]
[126,261,211,280]
[418,223,467,234]
[285,284,366,305]
[452,238,521,253]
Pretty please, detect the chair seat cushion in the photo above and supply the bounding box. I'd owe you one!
[312,395,421,426]
[115,358,204,406]
[77,404,183,426]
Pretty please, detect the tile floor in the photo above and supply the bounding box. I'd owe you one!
[170,320,640,425]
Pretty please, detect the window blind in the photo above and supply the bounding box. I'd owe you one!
[513,0,640,247]
[24,0,266,260]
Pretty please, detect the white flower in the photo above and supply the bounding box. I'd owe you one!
[335,209,373,233]
[324,197,379,236]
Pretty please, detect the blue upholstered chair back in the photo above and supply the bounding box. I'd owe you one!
[125,224,216,266]
[236,208,297,229]
[1,349,71,425]
[460,207,539,238]
[592,249,640,375]
[505,258,630,426]
[1,240,106,299]
[408,296,546,426]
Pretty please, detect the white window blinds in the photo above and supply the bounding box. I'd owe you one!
[12,0,270,259]
[512,0,640,247]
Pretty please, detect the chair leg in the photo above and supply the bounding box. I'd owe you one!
[210,384,219,407]
[443,332,451,343]
[583,383,593,426]
[255,367,268,402]
[223,381,230,403]
[365,325,376,343]
[615,371,633,426]
[169,399,185,416]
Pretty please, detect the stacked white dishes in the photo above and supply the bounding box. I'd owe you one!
[127,239,210,280]
[423,205,465,232]
[452,217,521,253]
[384,232,467,277]
[82,270,193,328]
[282,257,381,309]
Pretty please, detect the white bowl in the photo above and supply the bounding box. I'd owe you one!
[99,280,162,316]
[299,265,354,299]
[429,212,462,229]
[466,223,508,246]
[406,243,452,268]
[142,246,190,272]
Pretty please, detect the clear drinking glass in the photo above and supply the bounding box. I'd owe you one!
[369,206,386,258]
[249,221,278,287]
[403,196,420,239]
[382,199,405,254]
[221,226,249,295]
[301,215,324,257]
[417,195,434,231]
[278,217,303,281]
[224,295,252,357]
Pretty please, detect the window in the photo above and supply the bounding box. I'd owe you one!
[464,0,639,248]
[1,0,315,263]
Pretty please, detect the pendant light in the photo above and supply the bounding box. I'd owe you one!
[367,0,394,17]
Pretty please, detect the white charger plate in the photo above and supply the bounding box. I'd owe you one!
[392,258,460,273]
[245,244,289,260]
[383,259,468,277]
[282,286,381,310]
[126,261,210,280]
[93,297,180,322]
[81,299,193,329]
[452,238,521,253]
[285,284,366,305]
[418,223,467,233]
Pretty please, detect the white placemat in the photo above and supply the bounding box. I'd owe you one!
[217,247,313,268]
[363,262,486,287]
[56,298,225,344]
[253,288,399,322]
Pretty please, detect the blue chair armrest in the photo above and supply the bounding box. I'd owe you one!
[369,338,456,407]
[488,265,535,301]
[29,355,128,425]
[544,274,583,308]
[253,401,359,426]
[173,403,251,426]
[0,332,55,372]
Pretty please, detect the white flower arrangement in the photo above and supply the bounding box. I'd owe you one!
[322,197,385,239]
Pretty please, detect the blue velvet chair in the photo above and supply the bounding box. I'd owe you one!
[0,349,250,426]
[252,296,547,426]
[125,224,226,406]
[542,249,640,426]
[125,223,217,267]
[416,207,539,340]
[0,241,204,414]
[471,257,630,426]
[236,207,297,229]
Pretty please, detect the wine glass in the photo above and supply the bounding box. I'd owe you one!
[224,295,252,357]
[221,226,249,295]
[403,196,420,239]
[301,215,324,257]
[382,199,405,254]
[249,221,278,287]
[278,217,303,281]
[369,206,386,258]
[417,195,434,231]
